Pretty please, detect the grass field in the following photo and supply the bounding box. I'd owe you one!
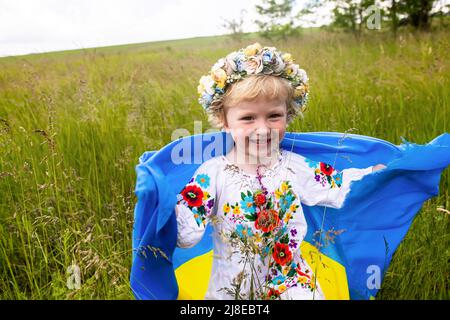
[0,29,448,299]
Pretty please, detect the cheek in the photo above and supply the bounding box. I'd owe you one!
[225,119,252,141]
[270,121,286,143]
[271,119,286,133]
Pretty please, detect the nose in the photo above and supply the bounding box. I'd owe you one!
[252,120,271,139]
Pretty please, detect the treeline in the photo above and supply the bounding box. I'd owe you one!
[222,0,449,40]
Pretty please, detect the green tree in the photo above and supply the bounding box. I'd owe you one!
[389,0,400,34]
[254,0,300,41]
[332,0,378,36]
[383,0,447,32]
[397,0,435,30]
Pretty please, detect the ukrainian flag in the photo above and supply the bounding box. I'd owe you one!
[130,131,450,300]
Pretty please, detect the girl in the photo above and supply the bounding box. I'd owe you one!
[174,43,386,300]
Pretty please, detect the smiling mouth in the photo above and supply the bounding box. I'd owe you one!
[250,138,272,145]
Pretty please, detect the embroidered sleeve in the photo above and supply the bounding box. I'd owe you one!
[175,163,217,248]
[297,157,373,209]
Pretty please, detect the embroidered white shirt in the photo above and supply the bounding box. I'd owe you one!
[175,149,373,300]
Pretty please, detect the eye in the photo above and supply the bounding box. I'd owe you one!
[240,116,254,121]
[269,113,283,119]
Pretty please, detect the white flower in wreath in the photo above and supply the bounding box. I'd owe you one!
[212,58,226,71]
[198,75,215,95]
[297,68,309,84]
[285,63,300,78]
[225,52,239,73]
[244,55,264,75]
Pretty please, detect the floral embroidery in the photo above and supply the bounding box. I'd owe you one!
[254,191,267,206]
[288,238,298,249]
[195,174,210,188]
[254,209,280,233]
[266,288,281,300]
[231,203,241,215]
[180,185,203,207]
[177,173,214,227]
[272,275,286,285]
[304,157,318,168]
[279,193,295,211]
[273,242,292,265]
[240,192,256,214]
[236,224,253,239]
[222,179,316,298]
[305,157,343,188]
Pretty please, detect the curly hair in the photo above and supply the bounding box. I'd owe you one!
[205,74,306,129]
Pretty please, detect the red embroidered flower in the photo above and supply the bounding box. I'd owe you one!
[255,209,280,233]
[320,162,334,176]
[266,288,280,300]
[253,192,267,206]
[181,185,204,207]
[273,242,293,266]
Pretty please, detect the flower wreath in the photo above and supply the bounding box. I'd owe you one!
[197,42,309,113]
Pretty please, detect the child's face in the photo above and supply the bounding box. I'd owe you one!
[223,97,287,159]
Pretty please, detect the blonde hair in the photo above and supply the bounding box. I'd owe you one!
[205,74,305,129]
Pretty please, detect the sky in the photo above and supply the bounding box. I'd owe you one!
[0,0,333,57]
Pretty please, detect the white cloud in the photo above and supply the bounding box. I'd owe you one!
[0,0,330,57]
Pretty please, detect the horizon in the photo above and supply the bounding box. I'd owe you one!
[0,0,333,58]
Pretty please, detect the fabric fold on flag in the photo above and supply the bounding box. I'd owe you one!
[130,130,450,300]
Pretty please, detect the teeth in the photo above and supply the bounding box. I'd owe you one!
[251,139,271,144]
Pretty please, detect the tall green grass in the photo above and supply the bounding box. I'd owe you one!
[0,30,448,299]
